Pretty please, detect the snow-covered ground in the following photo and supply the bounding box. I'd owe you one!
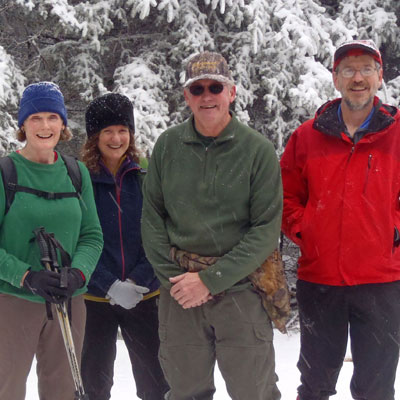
[26,330,400,399]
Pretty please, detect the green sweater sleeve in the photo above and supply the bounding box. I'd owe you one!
[0,175,31,287]
[70,162,103,284]
[141,137,181,289]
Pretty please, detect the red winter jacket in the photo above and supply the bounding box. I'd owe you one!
[281,97,400,286]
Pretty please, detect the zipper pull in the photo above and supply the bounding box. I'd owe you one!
[347,146,354,161]
[368,154,372,169]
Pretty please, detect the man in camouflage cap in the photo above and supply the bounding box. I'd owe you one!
[183,51,235,87]
[142,50,283,399]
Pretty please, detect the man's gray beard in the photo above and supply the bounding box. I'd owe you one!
[343,95,374,111]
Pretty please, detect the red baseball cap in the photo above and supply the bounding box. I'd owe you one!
[333,39,382,71]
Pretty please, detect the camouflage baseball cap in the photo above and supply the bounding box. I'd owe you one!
[183,51,234,87]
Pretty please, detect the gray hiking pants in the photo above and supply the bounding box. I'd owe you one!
[158,286,281,400]
[0,294,86,400]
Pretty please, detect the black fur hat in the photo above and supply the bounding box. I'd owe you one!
[85,93,135,137]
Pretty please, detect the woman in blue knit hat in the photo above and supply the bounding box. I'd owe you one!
[80,93,168,400]
[0,82,103,399]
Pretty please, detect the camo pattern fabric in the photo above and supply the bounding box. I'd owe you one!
[248,250,291,333]
[169,247,291,333]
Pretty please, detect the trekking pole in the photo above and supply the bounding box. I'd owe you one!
[34,227,89,400]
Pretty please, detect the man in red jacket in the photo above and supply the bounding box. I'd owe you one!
[281,39,400,400]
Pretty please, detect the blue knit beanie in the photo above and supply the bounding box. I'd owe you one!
[18,82,68,127]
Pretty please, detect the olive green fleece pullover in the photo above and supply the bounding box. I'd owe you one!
[141,113,282,295]
[0,152,103,302]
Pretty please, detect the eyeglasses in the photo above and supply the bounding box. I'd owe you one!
[188,83,224,96]
[339,66,378,78]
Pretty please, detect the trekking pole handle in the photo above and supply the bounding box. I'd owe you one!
[33,227,53,269]
[60,268,68,288]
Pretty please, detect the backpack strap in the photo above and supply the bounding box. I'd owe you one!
[60,154,82,196]
[8,185,79,200]
[0,156,18,215]
[0,154,82,215]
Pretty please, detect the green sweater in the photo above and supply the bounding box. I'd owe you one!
[141,114,283,295]
[0,151,103,303]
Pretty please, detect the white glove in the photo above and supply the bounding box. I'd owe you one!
[107,279,149,309]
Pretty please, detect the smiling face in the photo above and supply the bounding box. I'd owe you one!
[23,112,64,153]
[184,79,236,137]
[98,125,130,170]
[333,54,383,112]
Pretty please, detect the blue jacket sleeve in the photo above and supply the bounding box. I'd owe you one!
[127,245,160,290]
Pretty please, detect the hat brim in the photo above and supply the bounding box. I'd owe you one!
[183,74,235,88]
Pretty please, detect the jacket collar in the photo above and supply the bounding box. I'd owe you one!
[182,112,238,145]
[91,157,140,184]
[313,97,398,141]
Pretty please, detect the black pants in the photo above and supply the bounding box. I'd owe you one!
[81,297,169,400]
[296,280,400,400]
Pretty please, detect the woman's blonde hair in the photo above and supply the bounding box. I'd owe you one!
[81,130,140,174]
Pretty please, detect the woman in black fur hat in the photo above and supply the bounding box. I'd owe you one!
[80,93,168,400]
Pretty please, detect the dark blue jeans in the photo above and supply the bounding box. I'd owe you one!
[81,296,168,400]
[296,280,400,400]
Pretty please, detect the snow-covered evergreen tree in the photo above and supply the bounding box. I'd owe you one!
[0,44,25,156]
[0,0,399,156]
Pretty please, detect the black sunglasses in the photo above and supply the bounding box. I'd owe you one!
[189,83,224,96]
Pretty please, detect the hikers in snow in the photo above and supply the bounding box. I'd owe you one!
[0,82,103,400]
[80,93,168,400]
[281,39,400,400]
[141,51,283,400]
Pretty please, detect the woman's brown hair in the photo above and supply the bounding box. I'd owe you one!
[81,130,140,174]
